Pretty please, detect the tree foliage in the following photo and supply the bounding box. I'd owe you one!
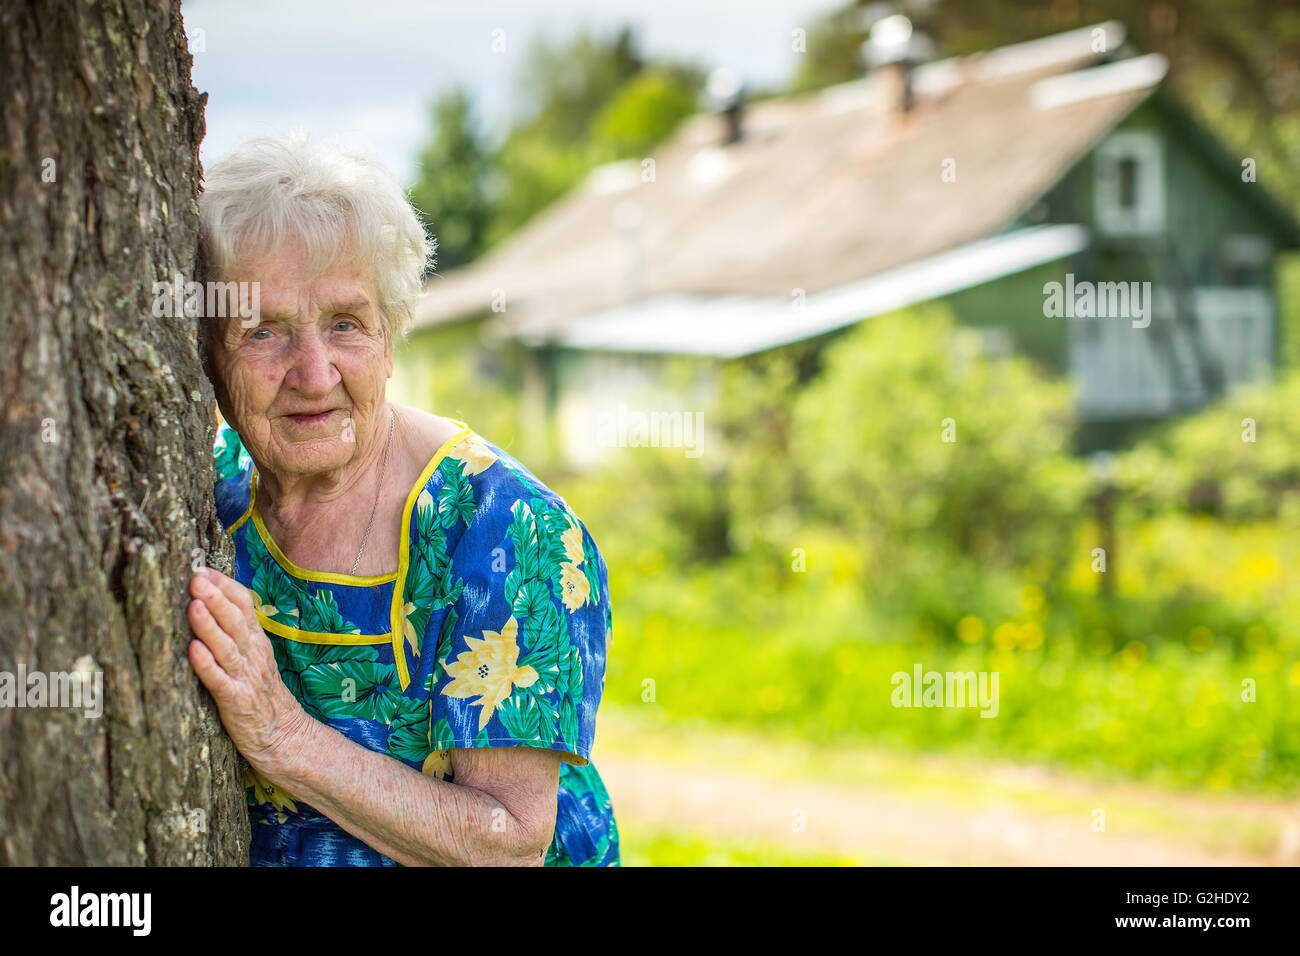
[409,89,494,272]
[410,27,702,260]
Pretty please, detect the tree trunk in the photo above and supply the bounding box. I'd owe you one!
[0,0,248,864]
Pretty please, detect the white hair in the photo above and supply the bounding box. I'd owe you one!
[198,132,433,345]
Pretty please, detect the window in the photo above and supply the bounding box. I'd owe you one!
[1070,287,1181,419]
[1219,235,1271,287]
[1117,157,1139,209]
[1192,288,1273,390]
[1094,131,1164,237]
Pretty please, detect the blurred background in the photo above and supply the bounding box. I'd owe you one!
[187,0,1300,865]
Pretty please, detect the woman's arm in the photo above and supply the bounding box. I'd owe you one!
[264,715,560,866]
[186,567,562,866]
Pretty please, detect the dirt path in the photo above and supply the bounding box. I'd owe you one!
[593,714,1300,866]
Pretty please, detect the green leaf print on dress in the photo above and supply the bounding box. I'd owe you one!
[300,659,401,722]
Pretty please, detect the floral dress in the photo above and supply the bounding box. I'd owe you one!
[212,419,619,866]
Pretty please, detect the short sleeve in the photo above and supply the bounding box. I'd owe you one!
[213,423,254,531]
[427,480,610,766]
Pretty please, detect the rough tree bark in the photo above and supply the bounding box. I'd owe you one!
[0,0,248,864]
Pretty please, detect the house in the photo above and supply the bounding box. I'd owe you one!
[393,20,1300,463]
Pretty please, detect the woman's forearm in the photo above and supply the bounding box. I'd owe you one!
[256,709,544,866]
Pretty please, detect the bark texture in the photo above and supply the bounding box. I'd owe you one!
[0,0,248,864]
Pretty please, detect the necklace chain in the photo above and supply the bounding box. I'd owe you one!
[351,408,395,575]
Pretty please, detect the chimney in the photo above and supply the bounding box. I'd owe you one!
[862,13,934,113]
[705,67,745,145]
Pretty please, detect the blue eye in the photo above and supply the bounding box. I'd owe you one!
[250,328,272,340]
[333,319,356,331]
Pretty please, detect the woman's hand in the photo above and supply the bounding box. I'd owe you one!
[186,566,307,774]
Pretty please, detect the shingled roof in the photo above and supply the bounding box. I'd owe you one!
[413,21,1167,350]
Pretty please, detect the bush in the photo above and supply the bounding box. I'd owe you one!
[790,304,1091,571]
[1117,371,1300,522]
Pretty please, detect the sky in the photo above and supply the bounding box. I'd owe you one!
[184,0,847,186]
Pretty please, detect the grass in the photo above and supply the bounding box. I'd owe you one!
[618,824,886,866]
[593,705,1294,862]
[594,541,1300,795]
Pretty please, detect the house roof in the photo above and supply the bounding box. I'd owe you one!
[413,21,1175,350]
[552,223,1090,358]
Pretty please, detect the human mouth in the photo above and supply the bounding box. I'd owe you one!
[283,409,338,426]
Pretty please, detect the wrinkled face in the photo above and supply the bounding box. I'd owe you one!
[209,242,393,481]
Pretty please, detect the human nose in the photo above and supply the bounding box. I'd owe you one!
[283,329,340,395]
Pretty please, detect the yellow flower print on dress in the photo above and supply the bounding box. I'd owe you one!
[559,561,591,612]
[251,590,296,621]
[561,519,585,565]
[246,765,298,824]
[402,601,420,653]
[421,749,452,780]
[440,615,539,730]
[448,435,497,476]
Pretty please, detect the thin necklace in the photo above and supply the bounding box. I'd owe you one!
[351,408,395,575]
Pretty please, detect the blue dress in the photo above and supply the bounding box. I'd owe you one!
[212,419,619,866]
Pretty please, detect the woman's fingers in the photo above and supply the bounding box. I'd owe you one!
[201,567,260,633]
[188,636,232,696]
[203,566,254,610]
[184,568,304,769]
[190,570,251,650]
[187,598,242,674]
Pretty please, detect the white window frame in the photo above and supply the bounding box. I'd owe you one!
[1191,288,1274,390]
[1094,130,1165,237]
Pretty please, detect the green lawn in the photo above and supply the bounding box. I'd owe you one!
[618,824,894,866]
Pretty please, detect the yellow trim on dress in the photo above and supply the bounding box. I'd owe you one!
[390,420,472,691]
[249,471,399,586]
[221,418,473,673]
[257,611,392,645]
[225,464,256,534]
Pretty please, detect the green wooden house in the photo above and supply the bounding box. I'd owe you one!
[395,20,1300,462]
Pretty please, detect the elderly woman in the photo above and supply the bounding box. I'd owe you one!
[187,135,618,867]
